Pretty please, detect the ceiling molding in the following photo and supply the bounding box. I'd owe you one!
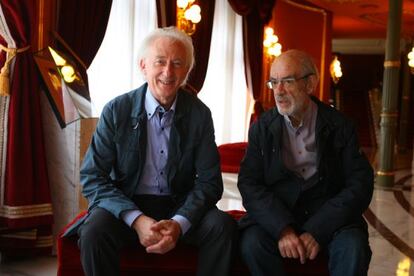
[333,39,385,54]
[333,38,412,54]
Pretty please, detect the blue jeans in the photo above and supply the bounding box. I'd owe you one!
[240,225,371,276]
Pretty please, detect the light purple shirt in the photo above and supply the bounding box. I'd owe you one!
[121,89,191,234]
[282,100,318,180]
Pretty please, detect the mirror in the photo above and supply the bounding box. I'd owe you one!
[34,44,92,128]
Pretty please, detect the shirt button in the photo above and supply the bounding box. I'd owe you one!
[161,127,164,131]
[160,172,163,175]
[160,150,164,154]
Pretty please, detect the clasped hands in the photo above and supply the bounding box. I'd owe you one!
[132,215,181,254]
[278,226,320,264]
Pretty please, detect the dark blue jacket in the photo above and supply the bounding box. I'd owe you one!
[64,83,223,236]
[238,97,373,246]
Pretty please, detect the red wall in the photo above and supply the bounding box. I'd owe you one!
[267,0,332,103]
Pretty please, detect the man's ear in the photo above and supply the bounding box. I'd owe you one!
[139,59,146,75]
[306,74,318,94]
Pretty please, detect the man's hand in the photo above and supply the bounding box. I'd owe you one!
[299,232,320,260]
[132,215,163,247]
[145,220,181,254]
[278,226,307,264]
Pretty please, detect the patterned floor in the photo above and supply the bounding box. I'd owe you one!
[1,149,413,275]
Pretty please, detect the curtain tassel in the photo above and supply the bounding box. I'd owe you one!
[0,44,30,97]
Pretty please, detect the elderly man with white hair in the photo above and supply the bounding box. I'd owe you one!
[63,26,237,276]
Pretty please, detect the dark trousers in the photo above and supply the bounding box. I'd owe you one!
[239,224,371,276]
[78,196,238,276]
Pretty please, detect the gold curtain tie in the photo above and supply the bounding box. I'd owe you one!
[0,44,31,97]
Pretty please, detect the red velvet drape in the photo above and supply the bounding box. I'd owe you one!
[156,0,215,92]
[156,0,177,28]
[228,0,276,104]
[187,0,215,92]
[56,0,112,94]
[0,0,53,255]
[57,0,113,68]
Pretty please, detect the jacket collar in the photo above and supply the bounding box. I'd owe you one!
[129,83,147,129]
[266,96,334,163]
[131,83,189,121]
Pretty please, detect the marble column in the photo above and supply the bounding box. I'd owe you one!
[377,0,403,188]
[397,47,411,153]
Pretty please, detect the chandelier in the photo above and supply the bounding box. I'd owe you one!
[263,27,282,61]
[177,0,201,36]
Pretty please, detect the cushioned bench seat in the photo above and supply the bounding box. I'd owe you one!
[57,210,329,276]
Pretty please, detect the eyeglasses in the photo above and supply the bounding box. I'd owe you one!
[266,73,314,90]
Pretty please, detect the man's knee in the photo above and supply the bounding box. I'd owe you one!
[331,227,371,256]
[240,225,277,259]
[201,209,238,239]
[78,207,133,251]
[329,227,371,273]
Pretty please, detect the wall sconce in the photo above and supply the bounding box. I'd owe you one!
[177,0,201,36]
[263,27,282,61]
[408,47,414,74]
[330,55,342,84]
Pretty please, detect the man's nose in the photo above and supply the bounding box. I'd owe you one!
[273,82,285,93]
[163,62,174,75]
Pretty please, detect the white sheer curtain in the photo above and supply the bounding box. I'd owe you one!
[87,0,252,143]
[198,1,252,145]
[87,0,157,116]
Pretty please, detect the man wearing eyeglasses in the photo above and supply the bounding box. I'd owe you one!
[238,49,373,276]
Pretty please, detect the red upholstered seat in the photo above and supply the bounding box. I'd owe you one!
[57,210,329,276]
[218,142,248,173]
[58,143,329,275]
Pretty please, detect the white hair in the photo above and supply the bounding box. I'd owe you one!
[137,26,195,84]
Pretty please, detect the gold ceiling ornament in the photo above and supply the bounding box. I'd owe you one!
[263,27,282,61]
[176,0,201,36]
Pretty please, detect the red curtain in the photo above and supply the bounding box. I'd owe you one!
[56,0,112,92]
[0,0,53,255]
[156,0,216,92]
[228,0,276,106]
[57,0,113,68]
[156,0,177,28]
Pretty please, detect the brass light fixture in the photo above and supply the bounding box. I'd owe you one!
[330,55,343,84]
[177,0,201,36]
[263,27,282,61]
